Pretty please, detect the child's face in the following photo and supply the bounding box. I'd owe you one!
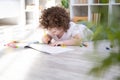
[47,27,64,36]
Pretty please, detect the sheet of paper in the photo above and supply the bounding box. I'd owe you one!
[29,44,74,54]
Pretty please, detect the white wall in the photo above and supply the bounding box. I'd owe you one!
[0,0,20,25]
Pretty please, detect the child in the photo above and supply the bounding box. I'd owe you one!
[39,6,93,46]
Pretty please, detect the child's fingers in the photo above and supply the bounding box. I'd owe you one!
[50,42,63,46]
[42,35,51,44]
[49,42,57,46]
[42,39,49,44]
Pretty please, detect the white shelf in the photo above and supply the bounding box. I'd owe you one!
[112,3,120,5]
[25,9,36,12]
[20,0,40,26]
[70,0,120,23]
[72,4,88,6]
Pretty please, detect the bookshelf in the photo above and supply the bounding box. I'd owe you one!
[70,0,120,24]
[20,0,40,26]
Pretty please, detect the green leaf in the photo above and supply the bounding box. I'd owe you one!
[61,0,69,8]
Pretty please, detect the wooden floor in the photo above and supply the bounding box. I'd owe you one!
[0,26,120,80]
[24,42,120,80]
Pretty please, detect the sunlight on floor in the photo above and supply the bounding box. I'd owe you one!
[0,25,44,43]
[0,25,44,80]
[0,49,40,80]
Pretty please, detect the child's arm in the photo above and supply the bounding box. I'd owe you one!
[50,34,82,46]
[42,34,52,44]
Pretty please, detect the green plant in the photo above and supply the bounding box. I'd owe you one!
[88,4,120,80]
[61,0,69,8]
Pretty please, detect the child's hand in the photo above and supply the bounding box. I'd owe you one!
[50,41,64,46]
[42,34,51,44]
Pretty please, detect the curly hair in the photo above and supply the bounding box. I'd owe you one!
[39,6,70,32]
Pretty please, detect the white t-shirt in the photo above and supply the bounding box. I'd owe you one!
[50,22,93,41]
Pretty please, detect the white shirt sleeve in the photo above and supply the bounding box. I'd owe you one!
[71,22,93,41]
[78,24,93,41]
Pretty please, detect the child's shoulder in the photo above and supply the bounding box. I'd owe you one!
[69,21,76,26]
[69,21,86,29]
